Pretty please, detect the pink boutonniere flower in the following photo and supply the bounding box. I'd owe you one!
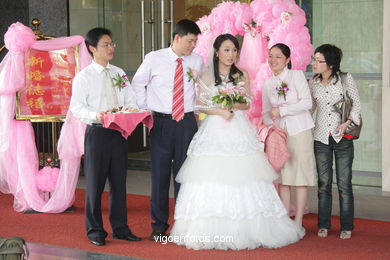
[276,81,289,100]
[112,73,129,91]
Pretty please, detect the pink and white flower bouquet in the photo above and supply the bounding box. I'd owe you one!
[212,78,250,110]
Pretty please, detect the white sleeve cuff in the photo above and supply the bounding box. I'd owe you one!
[279,106,287,117]
[89,111,98,121]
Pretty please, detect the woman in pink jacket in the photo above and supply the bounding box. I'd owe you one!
[262,43,317,228]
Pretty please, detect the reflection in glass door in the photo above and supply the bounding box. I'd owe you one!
[69,1,245,75]
[68,0,225,151]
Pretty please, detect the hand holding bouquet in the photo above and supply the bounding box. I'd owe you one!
[212,81,250,110]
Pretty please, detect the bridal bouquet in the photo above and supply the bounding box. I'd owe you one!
[212,81,250,110]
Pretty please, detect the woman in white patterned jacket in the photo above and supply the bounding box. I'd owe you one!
[310,44,361,240]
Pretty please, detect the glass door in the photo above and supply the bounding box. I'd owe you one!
[69,0,224,151]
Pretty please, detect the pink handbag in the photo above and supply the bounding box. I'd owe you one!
[258,125,291,173]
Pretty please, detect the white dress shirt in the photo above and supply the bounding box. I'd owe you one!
[70,61,137,125]
[310,72,361,145]
[131,47,203,113]
[263,67,314,136]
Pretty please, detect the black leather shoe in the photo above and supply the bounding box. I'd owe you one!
[113,233,142,242]
[149,230,167,241]
[89,237,105,246]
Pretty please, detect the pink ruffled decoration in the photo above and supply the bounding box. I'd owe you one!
[36,167,60,193]
[194,0,313,126]
[4,22,36,53]
[0,22,91,213]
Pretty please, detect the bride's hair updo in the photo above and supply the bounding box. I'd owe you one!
[213,34,243,86]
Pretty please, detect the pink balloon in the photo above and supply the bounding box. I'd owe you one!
[272,3,287,18]
[193,0,313,125]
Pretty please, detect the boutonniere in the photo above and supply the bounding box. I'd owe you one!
[187,68,198,84]
[112,73,129,91]
[276,81,289,100]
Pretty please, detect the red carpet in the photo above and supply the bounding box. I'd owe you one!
[1,189,390,260]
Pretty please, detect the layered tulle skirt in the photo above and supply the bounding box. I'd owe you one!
[170,112,304,250]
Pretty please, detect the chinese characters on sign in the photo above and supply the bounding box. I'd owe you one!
[17,47,77,121]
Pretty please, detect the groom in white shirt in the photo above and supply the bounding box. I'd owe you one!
[70,27,141,246]
[132,19,203,240]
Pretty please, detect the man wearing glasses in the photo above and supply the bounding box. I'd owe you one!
[70,27,141,246]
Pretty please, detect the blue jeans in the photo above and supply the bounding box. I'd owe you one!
[314,137,354,231]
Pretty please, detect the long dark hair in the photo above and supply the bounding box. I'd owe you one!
[313,44,343,83]
[270,43,292,69]
[213,34,243,85]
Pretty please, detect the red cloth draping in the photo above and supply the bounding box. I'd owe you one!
[103,112,154,139]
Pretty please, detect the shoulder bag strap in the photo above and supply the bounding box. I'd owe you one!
[339,72,348,95]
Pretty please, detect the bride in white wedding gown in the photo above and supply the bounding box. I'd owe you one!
[170,34,304,250]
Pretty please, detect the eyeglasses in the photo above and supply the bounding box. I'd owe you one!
[311,58,326,64]
[97,42,116,48]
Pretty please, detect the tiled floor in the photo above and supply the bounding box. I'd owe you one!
[20,165,390,259]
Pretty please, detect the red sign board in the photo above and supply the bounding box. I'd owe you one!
[17,47,77,122]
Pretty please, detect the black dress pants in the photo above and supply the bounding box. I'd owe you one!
[84,125,131,240]
[149,112,197,232]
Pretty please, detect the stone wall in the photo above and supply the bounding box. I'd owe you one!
[0,0,68,61]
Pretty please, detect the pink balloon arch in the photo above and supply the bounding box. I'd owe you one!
[193,0,314,126]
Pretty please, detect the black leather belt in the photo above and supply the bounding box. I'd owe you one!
[91,123,103,127]
[153,111,194,120]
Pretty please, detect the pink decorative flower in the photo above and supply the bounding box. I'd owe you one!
[280,11,292,24]
[4,22,36,52]
[243,20,260,37]
[200,22,211,33]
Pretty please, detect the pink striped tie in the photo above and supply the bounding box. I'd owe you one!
[172,58,184,122]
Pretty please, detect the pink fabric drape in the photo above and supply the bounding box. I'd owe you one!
[0,23,91,213]
[237,32,269,127]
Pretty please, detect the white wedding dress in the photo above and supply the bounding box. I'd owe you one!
[170,77,305,250]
